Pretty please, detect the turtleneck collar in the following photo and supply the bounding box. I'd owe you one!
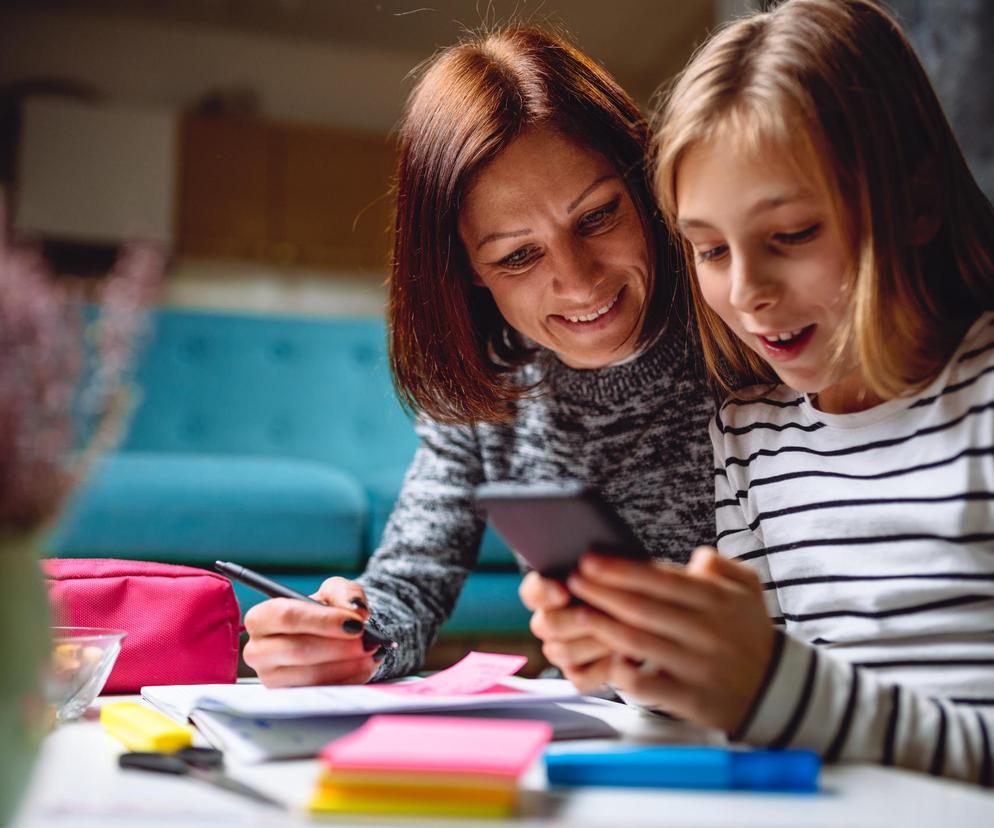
[537,326,696,405]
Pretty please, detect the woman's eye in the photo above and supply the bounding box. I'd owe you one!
[696,244,728,264]
[774,223,821,245]
[579,197,621,231]
[498,245,539,269]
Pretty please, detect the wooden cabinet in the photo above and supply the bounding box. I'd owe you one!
[176,115,394,272]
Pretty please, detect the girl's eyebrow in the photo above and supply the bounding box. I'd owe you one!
[678,190,816,231]
[476,173,619,251]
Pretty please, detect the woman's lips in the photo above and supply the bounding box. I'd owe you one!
[552,287,625,331]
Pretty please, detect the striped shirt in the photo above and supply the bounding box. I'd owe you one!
[713,312,994,785]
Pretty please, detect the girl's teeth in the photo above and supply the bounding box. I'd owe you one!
[763,328,805,343]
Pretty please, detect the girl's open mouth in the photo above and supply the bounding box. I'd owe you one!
[757,324,815,358]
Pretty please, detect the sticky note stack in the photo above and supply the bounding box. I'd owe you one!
[309,715,552,818]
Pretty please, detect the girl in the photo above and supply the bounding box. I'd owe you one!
[524,0,994,784]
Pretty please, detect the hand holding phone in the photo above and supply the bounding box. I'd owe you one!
[475,480,649,581]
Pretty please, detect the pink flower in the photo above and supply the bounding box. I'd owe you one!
[0,209,164,529]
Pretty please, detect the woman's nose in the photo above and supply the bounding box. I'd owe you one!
[728,254,779,313]
[550,241,603,300]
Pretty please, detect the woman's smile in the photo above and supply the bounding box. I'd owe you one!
[552,286,625,329]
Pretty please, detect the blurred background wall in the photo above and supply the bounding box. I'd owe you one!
[1,0,987,318]
[0,0,724,316]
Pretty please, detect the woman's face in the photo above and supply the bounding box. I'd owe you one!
[458,127,650,369]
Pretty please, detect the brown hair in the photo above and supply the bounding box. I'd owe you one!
[654,0,994,399]
[390,26,679,423]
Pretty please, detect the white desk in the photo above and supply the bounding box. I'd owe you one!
[12,698,994,828]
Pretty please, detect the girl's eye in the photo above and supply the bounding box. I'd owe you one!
[774,223,821,245]
[498,245,540,269]
[696,244,728,264]
[579,197,621,231]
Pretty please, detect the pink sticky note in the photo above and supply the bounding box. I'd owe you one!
[375,651,527,696]
[321,715,552,776]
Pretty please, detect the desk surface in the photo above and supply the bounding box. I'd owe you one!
[12,696,994,828]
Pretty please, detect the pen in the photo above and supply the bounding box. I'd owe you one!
[214,560,397,653]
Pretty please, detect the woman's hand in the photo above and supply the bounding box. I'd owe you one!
[242,577,383,687]
[565,546,775,733]
[518,570,617,692]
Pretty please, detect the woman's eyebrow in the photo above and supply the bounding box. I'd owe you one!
[568,174,619,213]
[477,227,531,251]
[476,173,619,251]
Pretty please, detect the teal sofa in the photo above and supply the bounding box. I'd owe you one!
[47,307,529,637]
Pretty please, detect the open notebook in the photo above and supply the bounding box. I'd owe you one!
[141,652,617,762]
[186,699,618,762]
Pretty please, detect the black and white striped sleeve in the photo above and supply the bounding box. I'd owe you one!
[734,630,994,786]
[710,415,782,625]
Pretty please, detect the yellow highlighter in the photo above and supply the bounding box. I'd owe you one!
[100,702,194,752]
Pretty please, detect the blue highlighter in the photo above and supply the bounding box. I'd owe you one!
[544,745,820,793]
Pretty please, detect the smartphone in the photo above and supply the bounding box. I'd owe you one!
[474,480,649,581]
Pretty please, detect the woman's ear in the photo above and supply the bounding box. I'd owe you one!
[910,158,942,246]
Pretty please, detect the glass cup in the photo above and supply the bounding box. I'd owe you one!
[46,627,126,723]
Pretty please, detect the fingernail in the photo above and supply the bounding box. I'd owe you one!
[581,555,602,573]
[342,618,364,634]
[372,646,388,661]
[350,597,368,612]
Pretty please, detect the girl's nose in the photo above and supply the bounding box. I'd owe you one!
[728,254,779,313]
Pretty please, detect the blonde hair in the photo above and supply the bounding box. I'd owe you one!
[655,0,994,398]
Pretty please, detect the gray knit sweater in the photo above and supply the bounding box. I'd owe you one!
[358,329,717,679]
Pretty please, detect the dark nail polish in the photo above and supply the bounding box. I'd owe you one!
[372,646,388,661]
[350,597,368,612]
[342,618,364,634]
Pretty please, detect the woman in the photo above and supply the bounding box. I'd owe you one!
[242,26,715,687]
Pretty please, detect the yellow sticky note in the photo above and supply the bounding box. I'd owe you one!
[100,702,193,752]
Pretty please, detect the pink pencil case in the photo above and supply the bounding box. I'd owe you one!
[42,558,241,692]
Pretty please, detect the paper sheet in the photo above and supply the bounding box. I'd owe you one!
[142,652,577,721]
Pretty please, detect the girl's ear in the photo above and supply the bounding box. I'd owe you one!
[910,158,942,246]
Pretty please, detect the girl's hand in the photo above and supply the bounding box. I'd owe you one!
[518,571,616,692]
[566,547,775,733]
[243,577,382,687]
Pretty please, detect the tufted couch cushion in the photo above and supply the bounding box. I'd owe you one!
[50,452,368,569]
[48,307,523,638]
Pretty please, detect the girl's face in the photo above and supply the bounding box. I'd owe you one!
[676,137,873,413]
[458,127,650,370]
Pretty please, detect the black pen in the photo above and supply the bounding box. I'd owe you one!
[214,561,397,653]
